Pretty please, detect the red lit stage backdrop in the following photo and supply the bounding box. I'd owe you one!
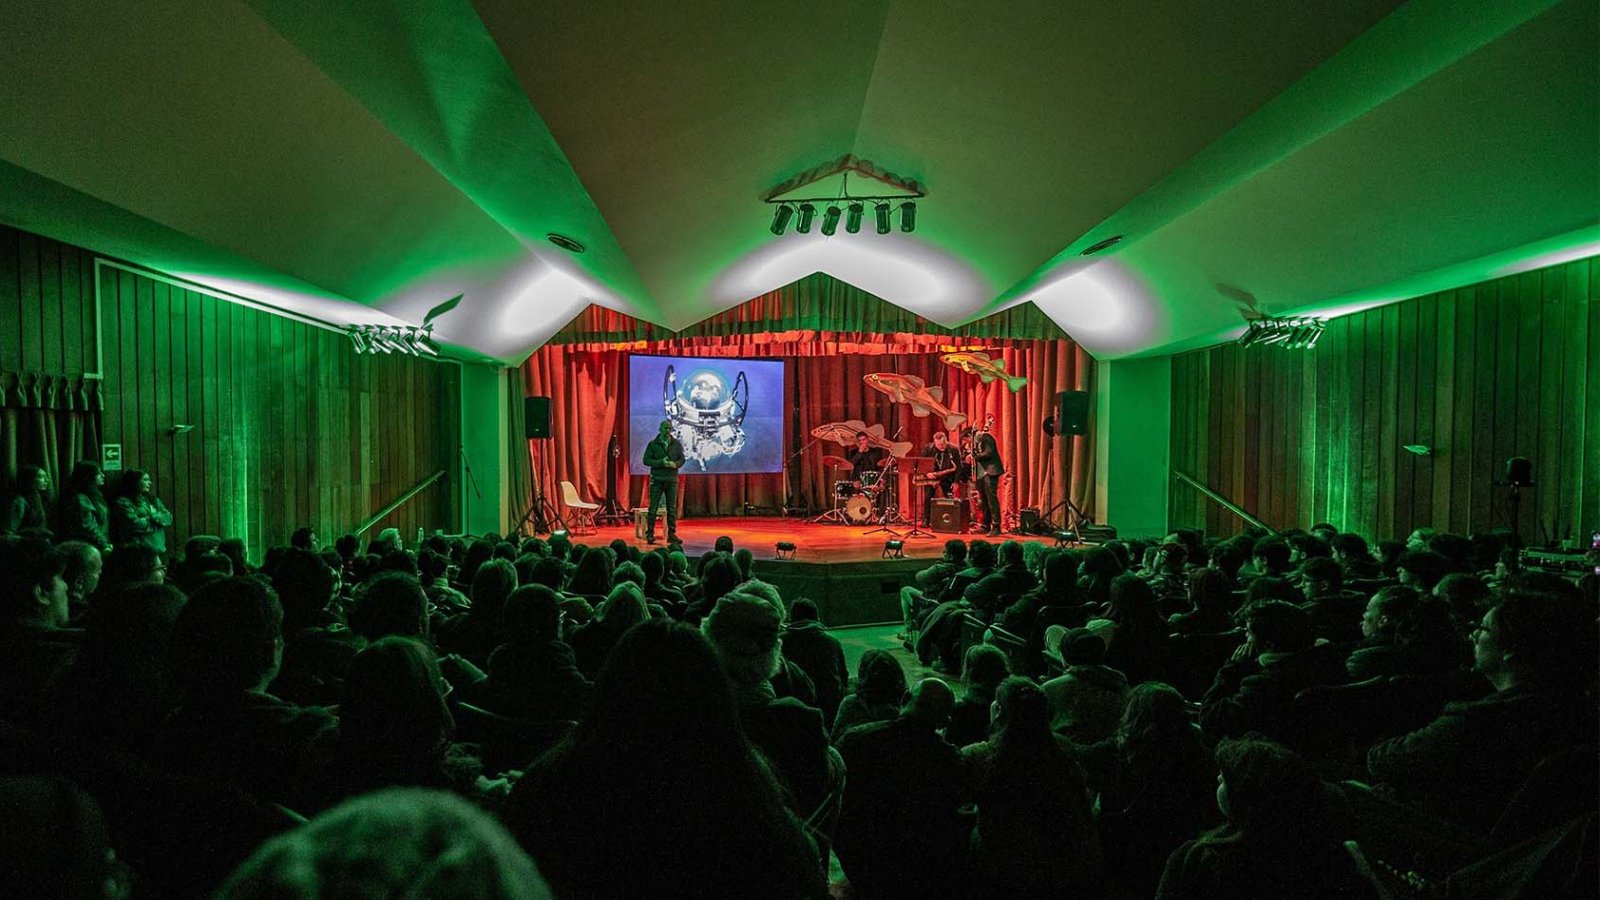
[518,275,1095,526]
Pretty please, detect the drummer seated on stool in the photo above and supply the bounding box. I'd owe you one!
[845,432,889,483]
[919,431,962,525]
[897,539,969,645]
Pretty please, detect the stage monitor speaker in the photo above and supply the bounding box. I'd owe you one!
[930,498,969,534]
[1019,507,1043,534]
[524,397,551,440]
[1059,390,1089,436]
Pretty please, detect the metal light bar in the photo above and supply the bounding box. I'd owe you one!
[1238,315,1325,350]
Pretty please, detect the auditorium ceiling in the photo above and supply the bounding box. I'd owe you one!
[0,0,1595,363]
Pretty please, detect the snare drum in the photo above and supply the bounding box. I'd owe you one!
[858,470,882,493]
[834,480,859,500]
[844,495,875,524]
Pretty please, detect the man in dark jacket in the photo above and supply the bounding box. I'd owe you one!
[468,584,591,721]
[1200,600,1347,746]
[1366,592,1596,834]
[641,420,684,544]
[835,678,965,900]
[963,540,1038,620]
[898,539,967,639]
[778,598,848,725]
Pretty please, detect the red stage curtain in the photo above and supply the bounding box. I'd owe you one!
[520,338,1094,528]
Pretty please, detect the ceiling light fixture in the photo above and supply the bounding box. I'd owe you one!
[845,202,863,234]
[795,203,817,234]
[762,154,925,239]
[1080,235,1124,255]
[346,322,442,358]
[899,201,917,233]
[769,204,794,235]
[546,233,585,253]
[821,204,843,236]
[874,202,891,234]
[1238,315,1326,350]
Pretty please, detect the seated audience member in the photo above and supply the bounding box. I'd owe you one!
[899,539,968,638]
[704,593,832,816]
[713,534,736,554]
[472,585,590,721]
[218,788,551,900]
[503,620,825,900]
[1330,532,1382,581]
[1433,572,1493,637]
[565,546,614,599]
[1235,575,1302,620]
[453,539,496,594]
[684,554,742,623]
[1404,527,1437,551]
[733,547,755,582]
[638,551,686,615]
[567,581,650,678]
[0,537,79,714]
[1041,628,1128,744]
[1310,522,1339,544]
[998,548,1080,634]
[1425,532,1473,573]
[723,579,818,708]
[962,677,1102,897]
[947,643,1010,748]
[1376,539,1405,577]
[314,637,482,809]
[1238,537,1292,589]
[269,549,359,706]
[1077,545,1124,605]
[1206,541,1248,587]
[1077,682,1217,899]
[1286,531,1331,564]
[1144,542,1190,610]
[54,540,102,621]
[942,539,998,604]
[1200,600,1346,744]
[418,548,469,617]
[99,544,166,592]
[1155,738,1371,900]
[835,678,965,900]
[1169,568,1236,635]
[219,537,252,577]
[1092,574,1168,686]
[1345,585,1467,680]
[154,576,337,806]
[1297,556,1363,641]
[347,572,430,644]
[1366,592,1597,834]
[439,558,517,667]
[964,540,1038,619]
[778,598,849,725]
[49,581,187,754]
[56,460,111,550]
[1396,549,1451,593]
[832,649,908,741]
[0,776,124,900]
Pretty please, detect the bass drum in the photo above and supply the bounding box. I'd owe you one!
[844,495,875,524]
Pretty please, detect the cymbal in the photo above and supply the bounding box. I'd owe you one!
[898,455,935,463]
[820,454,852,470]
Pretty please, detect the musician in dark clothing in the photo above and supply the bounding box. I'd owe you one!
[918,431,962,526]
[845,432,889,482]
[966,426,1004,535]
[642,421,685,544]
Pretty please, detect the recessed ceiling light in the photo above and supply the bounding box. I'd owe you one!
[1080,235,1123,255]
[547,233,585,253]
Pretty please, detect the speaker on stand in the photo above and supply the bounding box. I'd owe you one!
[513,397,564,535]
[1035,389,1093,536]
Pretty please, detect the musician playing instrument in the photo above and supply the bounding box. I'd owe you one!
[845,431,890,483]
[918,431,962,525]
[964,421,1004,535]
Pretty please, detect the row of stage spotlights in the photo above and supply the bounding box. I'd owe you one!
[1238,315,1326,350]
[346,323,440,357]
[770,200,916,236]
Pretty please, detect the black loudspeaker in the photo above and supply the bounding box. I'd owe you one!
[1503,457,1533,486]
[1059,390,1089,436]
[931,499,969,534]
[1019,508,1043,534]
[525,397,552,440]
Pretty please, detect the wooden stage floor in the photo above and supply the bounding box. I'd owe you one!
[562,514,972,564]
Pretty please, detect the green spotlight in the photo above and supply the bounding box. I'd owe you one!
[899,201,917,233]
[874,202,891,234]
[769,204,793,235]
[821,204,842,236]
[796,203,816,233]
[845,202,863,234]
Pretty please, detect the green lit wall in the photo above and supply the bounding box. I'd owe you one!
[1169,255,1599,541]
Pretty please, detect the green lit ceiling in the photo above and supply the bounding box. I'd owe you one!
[0,0,1593,363]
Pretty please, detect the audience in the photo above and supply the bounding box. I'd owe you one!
[108,470,172,557]
[1200,600,1347,745]
[831,648,907,741]
[1040,627,1128,744]
[56,461,110,551]
[946,642,1009,748]
[1169,567,1236,635]
[778,597,848,725]
[470,584,589,721]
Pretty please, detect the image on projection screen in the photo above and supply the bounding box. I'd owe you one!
[628,354,785,475]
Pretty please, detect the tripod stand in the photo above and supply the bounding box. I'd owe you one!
[1035,432,1090,535]
[514,438,564,536]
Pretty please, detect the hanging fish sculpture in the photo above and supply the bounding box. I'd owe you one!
[939,350,1028,393]
[862,373,968,431]
[810,419,913,459]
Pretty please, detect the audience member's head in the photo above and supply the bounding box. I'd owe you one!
[787,597,820,624]
[1081,545,1123,581]
[526,557,566,592]
[1107,574,1163,633]
[1405,527,1437,552]
[566,546,614,597]
[1298,557,1344,601]
[1059,627,1107,667]
[289,527,317,552]
[967,539,998,570]
[597,582,649,631]
[1210,737,1339,850]
[1244,600,1314,654]
[1186,567,1233,614]
[501,585,563,646]
[1396,549,1450,591]
[1250,537,1291,575]
[699,555,744,609]
[218,788,550,900]
[219,538,250,576]
[1330,533,1374,565]
[417,548,450,586]
[714,535,735,554]
[348,572,429,642]
[333,533,361,563]
[1,537,69,628]
[998,540,1025,569]
[458,540,496,588]
[1310,523,1339,544]
[0,776,119,900]
[100,544,165,590]
[470,559,519,618]
[704,593,783,690]
[271,548,339,633]
[989,676,1053,755]
[1243,575,1301,609]
[1207,541,1248,583]
[942,539,969,565]
[854,649,908,708]
[961,643,1010,695]
[339,637,454,769]
[169,576,284,698]
[1474,591,1597,693]
[1116,681,1201,770]
[1361,585,1420,642]
[903,677,955,727]
[611,561,645,590]
[1433,573,1492,633]
[1038,549,1079,596]
[55,541,102,607]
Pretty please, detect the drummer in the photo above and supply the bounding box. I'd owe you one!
[845,431,890,483]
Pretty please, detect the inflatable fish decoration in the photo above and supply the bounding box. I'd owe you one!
[863,373,968,432]
[810,420,913,459]
[940,351,1027,393]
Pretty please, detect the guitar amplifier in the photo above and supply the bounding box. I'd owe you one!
[930,499,969,534]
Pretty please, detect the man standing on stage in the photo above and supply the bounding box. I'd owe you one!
[920,431,962,526]
[966,425,1004,535]
[643,420,685,544]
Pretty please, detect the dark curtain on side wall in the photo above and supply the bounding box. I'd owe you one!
[0,372,102,499]
[520,336,1094,526]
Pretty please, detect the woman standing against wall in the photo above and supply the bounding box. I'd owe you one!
[58,460,111,550]
[111,469,172,558]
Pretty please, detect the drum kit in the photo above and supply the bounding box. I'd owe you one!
[809,453,935,538]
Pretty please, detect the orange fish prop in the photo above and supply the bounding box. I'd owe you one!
[863,373,968,431]
[939,351,1028,393]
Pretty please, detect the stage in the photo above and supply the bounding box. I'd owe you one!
[553,514,1053,626]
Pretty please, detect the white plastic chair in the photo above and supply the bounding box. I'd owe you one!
[559,480,600,535]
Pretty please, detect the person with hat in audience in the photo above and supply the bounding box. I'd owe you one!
[1042,627,1129,745]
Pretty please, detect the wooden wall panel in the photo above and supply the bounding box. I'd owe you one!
[1170,256,1598,544]
[1,224,460,557]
